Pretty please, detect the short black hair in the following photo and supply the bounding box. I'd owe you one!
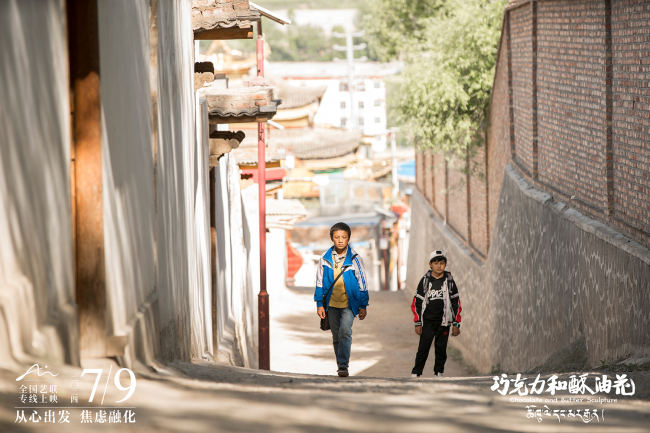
[330,222,351,239]
[430,257,447,264]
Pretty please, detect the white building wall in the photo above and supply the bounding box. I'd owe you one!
[293,78,388,151]
[156,0,201,362]
[213,156,258,367]
[97,0,158,365]
[0,0,77,368]
[0,0,255,371]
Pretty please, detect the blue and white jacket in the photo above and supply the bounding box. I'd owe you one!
[314,246,369,317]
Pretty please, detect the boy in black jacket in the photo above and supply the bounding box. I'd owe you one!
[410,250,462,378]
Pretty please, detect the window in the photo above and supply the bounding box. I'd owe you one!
[375,117,380,123]
[358,101,364,109]
[374,99,381,107]
[339,82,348,92]
[374,82,381,89]
[341,118,347,127]
[358,117,364,126]
[340,101,346,109]
[357,83,365,92]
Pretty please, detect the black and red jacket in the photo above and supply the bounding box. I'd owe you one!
[411,270,461,327]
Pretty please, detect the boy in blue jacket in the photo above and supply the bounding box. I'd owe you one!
[315,222,369,377]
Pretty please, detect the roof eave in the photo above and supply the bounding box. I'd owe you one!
[249,2,291,25]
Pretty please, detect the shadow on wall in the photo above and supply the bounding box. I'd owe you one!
[212,154,258,368]
[407,165,650,374]
[98,0,158,366]
[0,0,78,368]
[155,0,195,363]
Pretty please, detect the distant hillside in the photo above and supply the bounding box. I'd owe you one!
[258,0,362,8]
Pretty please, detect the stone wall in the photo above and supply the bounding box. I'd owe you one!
[408,165,650,373]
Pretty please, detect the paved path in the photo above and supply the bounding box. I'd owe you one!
[1,359,649,433]
[2,288,649,432]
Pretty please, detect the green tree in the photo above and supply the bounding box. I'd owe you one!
[226,16,336,62]
[363,0,507,156]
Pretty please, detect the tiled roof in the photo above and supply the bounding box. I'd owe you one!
[204,86,278,119]
[270,127,361,160]
[274,81,327,110]
[231,146,283,165]
[266,198,308,229]
[192,0,259,31]
[266,199,308,217]
[296,152,359,171]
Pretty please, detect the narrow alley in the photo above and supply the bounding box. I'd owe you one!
[2,0,650,432]
[270,285,470,378]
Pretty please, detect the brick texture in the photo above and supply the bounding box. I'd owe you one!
[469,147,489,256]
[488,32,512,247]
[424,150,435,204]
[447,158,469,241]
[192,0,252,30]
[415,0,650,257]
[511,4,534,175]
[433,153,447,219]
[537,0,609,211]
[415,151,424,192]
[612,0,650,236]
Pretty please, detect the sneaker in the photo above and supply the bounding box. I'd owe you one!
[411,373,421,378]
[337,368,349,377]
[435,372,443,378]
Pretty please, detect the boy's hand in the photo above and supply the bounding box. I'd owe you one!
[415,325,422,335]
[317,306,326,319]
[358,309,367,320]
[452,327,460,337]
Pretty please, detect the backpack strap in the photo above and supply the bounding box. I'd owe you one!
[322,270,345,305]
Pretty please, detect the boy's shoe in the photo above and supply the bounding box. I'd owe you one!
[435,372,443,378]
[411,374,421,378]
[337,368,349,377]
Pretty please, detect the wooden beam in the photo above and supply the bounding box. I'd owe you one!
[194,26,253,40]
[67,0,107,358]
[208,114,273,124]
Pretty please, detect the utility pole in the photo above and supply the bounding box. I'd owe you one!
[389,127,399,199]
[332,31,366,132]
[256,20,270,371]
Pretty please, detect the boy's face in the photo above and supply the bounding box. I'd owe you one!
[429,258,446,274]
[331,230,350,252]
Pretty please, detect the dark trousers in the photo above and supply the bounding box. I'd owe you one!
[412,319,450,375]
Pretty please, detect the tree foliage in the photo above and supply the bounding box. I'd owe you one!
[226,18,374,62]
[362,0,507,156]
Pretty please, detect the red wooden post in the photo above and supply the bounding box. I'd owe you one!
[256,20,270,371]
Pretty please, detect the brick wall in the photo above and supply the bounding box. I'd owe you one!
[415,151,424,192]
[416,0,650,254]
[424,150,435,204]
[470,147,489,256]
[488,30,511,246]
[510,3,534,175]
[433,153,447,220]
[536,0,609,212]
[612,0,650,238]
[447,158,469,241]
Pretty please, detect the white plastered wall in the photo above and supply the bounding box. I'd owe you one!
[213,155,258,367]
[97,0,158,365]
[0,0,78,368]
